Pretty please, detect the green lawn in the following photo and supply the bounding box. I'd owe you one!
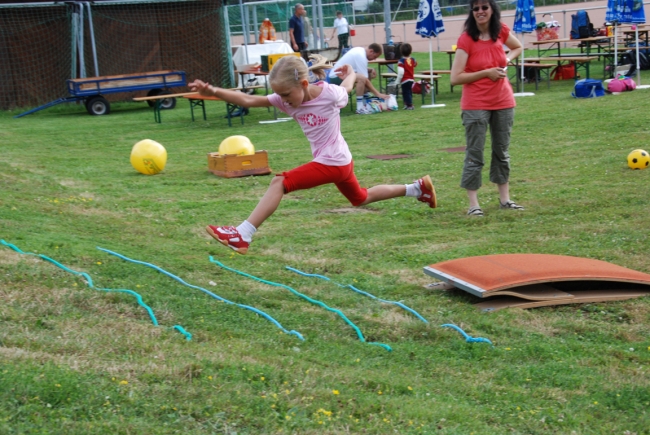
[1,51,649,434]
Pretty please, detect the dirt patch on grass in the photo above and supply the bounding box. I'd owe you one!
[0,249,33,265]
[325,207,378,214]
[364,309,413,324]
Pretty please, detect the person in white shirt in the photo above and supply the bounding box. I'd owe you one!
[331,10,350,56]
[327,44,389,114]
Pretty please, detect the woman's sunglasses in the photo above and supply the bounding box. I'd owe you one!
[472,5,490,11]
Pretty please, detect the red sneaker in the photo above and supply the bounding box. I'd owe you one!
[206,225,250,254]
[417,175,437,208]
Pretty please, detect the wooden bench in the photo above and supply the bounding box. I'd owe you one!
[134,89,255,125]
[380,73,441,103]
[418,70,454,92]
[133,92,194,123]
[181,94,244,127]
[508,62,554,90]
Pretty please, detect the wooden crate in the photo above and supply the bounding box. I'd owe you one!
[208,151,272,178]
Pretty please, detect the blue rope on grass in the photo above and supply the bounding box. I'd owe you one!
[98,248,304,342]
[286,266,429,324]
[441,324,493,345]
[210,258,392,352]
[0,240,191,341]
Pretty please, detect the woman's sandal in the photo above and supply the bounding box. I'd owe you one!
[467,206,484,217]
[499,200,524,210]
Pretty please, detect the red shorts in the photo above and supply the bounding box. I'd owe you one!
[279,161,368,206]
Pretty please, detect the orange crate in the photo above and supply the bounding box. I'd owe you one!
[207,150,272,178]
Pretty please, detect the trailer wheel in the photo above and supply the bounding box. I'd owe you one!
[146,89,176,110]
[159,94,177,110]
[146,89,162,107]
[86,96,110,115]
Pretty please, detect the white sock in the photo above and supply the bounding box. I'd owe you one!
[405,182,421,198]
[236,220,256,242]
[356,97,364,107]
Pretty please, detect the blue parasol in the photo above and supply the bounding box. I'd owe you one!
[513,0,537,33]
[416,0,445,37]
[416,0,445,107]
[513,0,537,96]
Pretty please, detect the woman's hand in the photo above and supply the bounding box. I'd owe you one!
[188,79,215,97]
[486,67,508,81]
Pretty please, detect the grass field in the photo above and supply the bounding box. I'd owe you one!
[1,51,650,434]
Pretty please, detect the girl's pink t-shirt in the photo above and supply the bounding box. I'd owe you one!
[267,82,352,166]
[456,23,515,111]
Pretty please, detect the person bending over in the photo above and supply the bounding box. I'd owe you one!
[327,43,389,114]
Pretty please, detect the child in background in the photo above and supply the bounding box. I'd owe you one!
[397,43,417,110]
[188,56,437,255]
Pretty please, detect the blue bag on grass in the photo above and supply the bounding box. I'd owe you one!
[571,79,605,98]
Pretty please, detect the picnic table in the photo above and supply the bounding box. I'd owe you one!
[525,56,598,79]
[508,60,554,90]
[237,68,292,123]
[531,38,571,58]
[380,73,440,103]
[369,59,398,93]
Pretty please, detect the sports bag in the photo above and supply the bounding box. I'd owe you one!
[551,63,576,80]
[620,50,650,72]
[607,76,636,92]
[572,79,605,98]
[412,80,431,94]
[570,10,595,39]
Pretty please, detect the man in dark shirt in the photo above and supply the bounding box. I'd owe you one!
[289,4,307,52]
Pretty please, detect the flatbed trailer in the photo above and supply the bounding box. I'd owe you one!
[15,70,186,118]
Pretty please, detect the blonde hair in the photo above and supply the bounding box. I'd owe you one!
[269,55,330,88]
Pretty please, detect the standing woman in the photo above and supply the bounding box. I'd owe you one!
[450,0,524,216]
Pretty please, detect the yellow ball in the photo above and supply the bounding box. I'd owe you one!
[130,139,167,175]
[218,135,255,156]
[627,149,650,170]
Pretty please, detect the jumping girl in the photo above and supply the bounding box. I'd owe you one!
[189,56,437,254]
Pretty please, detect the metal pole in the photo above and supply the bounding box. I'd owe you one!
[632,27,643,85]
[252,6,258,45]
[239,0,249,64]
[421,37,444,108]
[77,3,85,78]
[224,3,236,87]
[84,2,99,76]
[317,0,325,51]
[243,3,250,45]
[383,0,391,43]
[71,8,78,79]
[311,0,318,49]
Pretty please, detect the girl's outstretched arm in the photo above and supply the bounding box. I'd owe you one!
[334,65,357,94]
[188,80,272,108]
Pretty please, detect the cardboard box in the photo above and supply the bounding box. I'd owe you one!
[207,150,272,178]
[261,52,301,72]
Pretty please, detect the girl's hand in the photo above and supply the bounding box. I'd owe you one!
[335,64,353,80]
[486,67,508,81]
[188,79,215,96]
